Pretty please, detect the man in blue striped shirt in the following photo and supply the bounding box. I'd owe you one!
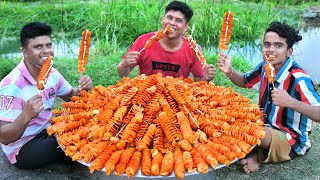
[217,21,320,174]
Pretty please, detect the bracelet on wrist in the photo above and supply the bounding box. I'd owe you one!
[227,69,233,78]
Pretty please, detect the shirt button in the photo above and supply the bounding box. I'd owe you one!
[268,101,271,104]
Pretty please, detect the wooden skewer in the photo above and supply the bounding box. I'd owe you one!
[114,124,127,138]
[183,105,199,129]
[139,48,145,53]
[197,109,204,115]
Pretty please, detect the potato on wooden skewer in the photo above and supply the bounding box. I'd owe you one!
[219,11,234,51]
[263,52,276,89]
[37,56,53,93]
[139,26,173,53]
[78,30,91,75]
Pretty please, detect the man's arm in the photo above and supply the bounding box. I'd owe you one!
[271,89,320,122]
[194,64,216,82]
[225,68,247,88]
[117,60,133,77]
[290,100,320,122]
[59,75,93,102]
[0,95,43,145]
[217,53,246,88]
[117,51,140,77]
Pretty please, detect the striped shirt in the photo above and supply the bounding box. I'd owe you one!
[0,60,72,164]
[244,57,320,155]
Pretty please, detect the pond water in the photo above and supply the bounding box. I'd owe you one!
[1,26,319,82]
[0,38,81,59]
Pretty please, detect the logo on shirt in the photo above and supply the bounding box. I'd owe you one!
[152,61,180,73]
[48,88,56,98]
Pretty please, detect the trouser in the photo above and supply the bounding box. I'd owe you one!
[14,129,69,169]
[258,128,298,163]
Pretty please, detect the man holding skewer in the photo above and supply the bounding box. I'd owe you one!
[117,0,216,82]
[0,22,93,169]
[217,21,320,174]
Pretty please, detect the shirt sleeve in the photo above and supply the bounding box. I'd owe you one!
[53,69,73,97]
[0,85,23,122]
[294,77,320,106]
[244,62,264,89]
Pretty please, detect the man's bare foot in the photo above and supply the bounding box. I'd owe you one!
[240,152,260,174]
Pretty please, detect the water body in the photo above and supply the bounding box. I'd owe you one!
[0,38,81,59]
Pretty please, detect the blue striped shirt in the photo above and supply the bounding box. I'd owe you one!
[244,58,320,155]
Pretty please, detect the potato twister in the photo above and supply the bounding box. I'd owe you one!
[105,149,124,175]
[152,116,166,153]
[264,62,276,85]
[173,146,185,179]
[78,30,91,74]
[37,56,53,91]
[182,151,195,173]
[125,151,142,177]
[48,73,265,178]
[185,33,207,68]
[89,145,117,173]
[140,26,173,52]
[176,111,197,144]
[114,147,135,174]
[151,149,163,176]
[263,51,276,87]
[219,11,234,50]
[191,149,208,173]
[194,143,219,169]
[141,149,152,176]
[160,151,174,176]
[117,112,143,149]
[136,124,157,151]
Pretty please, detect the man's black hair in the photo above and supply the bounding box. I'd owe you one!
[20,22,52,48]
[265,21,302,48]
[165,1,193,23]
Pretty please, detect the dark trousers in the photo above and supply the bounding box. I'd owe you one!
[14,129,69,169]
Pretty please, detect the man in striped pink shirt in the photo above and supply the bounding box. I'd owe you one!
[0,22,93,169]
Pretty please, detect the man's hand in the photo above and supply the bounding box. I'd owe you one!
[271,88,294,108]
[122,51,140,67]
[217,52,232,75]
[23,95,44,120]
[204,64,216,81]
[78,75,93,91]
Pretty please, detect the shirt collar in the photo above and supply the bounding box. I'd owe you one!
[18,59,37,85]
[275,57,292,85]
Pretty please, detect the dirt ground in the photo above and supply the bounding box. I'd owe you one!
[0,149,100,180]
[0,149,216,180]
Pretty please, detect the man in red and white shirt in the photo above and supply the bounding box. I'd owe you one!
[117,1,216,82]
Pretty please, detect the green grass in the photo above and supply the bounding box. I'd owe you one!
[0,0,315,52]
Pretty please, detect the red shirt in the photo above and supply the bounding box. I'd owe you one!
[123,32,205,78]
